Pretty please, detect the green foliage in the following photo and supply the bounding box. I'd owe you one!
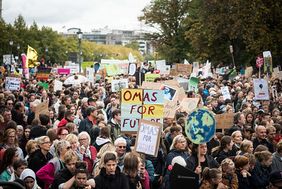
[0,15,143,66]
[139,0,191,63]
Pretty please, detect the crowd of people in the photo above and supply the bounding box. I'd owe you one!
[0,63,281,189]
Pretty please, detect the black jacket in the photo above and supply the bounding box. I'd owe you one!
[250,161,271,189]
[79,117,93,134]
[94,167,129,189]
[236,170,251,189]
[30,125,47,139]
[51,167,73,189]
[253,138,274,153]
[186,154,219,172]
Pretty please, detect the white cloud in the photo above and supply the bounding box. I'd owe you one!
[2,0,152,32]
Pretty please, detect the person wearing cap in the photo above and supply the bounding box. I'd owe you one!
[78,106,97,135]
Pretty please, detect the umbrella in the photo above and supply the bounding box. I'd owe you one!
[64,75,89,85]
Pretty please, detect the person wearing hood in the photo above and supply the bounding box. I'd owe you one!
[271,141,282,172]
[93,126,111,151]
[20,168,41,189]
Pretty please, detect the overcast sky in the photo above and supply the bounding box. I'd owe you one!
[2,0,152,32]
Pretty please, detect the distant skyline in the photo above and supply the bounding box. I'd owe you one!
[2,0,152,32]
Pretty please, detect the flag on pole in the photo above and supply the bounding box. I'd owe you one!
[26,45,38,68]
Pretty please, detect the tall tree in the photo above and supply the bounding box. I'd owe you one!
[139,0,192,63]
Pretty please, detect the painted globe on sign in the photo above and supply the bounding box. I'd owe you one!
[185,108,216,144]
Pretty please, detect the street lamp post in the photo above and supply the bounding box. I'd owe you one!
[77,30,83,73]
[229,45,236,68]
[9,40,13,74]
[17,44,20,64]
[45,48,48,66]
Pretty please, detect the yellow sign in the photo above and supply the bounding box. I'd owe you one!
[121,89,143,104]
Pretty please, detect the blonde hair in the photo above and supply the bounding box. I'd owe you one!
[25,139,38,155]
[221,158,235,172]
[65,133,78,144]
[63,149,78,164]
[170,135,186,150]
[36,136,50,145]
[240,140,253,154]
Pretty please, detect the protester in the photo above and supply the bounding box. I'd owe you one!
[19,168,41,189]
[0,148,20,181]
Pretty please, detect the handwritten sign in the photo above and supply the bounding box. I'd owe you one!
[111,79,129,92]
[176,64,192,76]
[179,98,199,113]
[35,102,49,120]
[215,113,234,129]
[64,65,79,74]
[86,67,94,83]
[5,77,21,91]
[121,89,164,132]
[221,86,231,100]
[135,120,162,157]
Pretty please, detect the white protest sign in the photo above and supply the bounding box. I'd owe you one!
[128,63,136,75]
[128,52,136,63]
[54,80,63,92]
[135,120,162,157]
[192,62,199,75]
[86,67,94,83]
[111,79,129,92]
[202,61,212,78]
[156,60,166,71]
[221,86,231,100]
[253,79,270,100]
[64,65,79,74]
[161,65,170,75]
[3,54,14,65]
[5,77,21,91]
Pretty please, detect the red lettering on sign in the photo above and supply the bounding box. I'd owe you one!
[148,106,155,115]
[123,91,132,101]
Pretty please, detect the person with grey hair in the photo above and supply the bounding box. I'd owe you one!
[78,131,97,173]
[37,139,71,189]
[114,137,127,171]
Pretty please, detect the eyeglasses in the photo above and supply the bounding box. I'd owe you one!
[42,141,51,144]
[118,146,126,149]
[79,138,88,141]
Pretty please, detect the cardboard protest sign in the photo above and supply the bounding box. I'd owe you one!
[185,108,216,144]
[163,100,179,118]
[253,79,270,100]
[245,67,253,78]
[188,77,199,93]
[36,67,51,80]
[176,77,189,91]
[221,86,231,100]
[135,120,162,157]
[160,85,177,101]
[111,79,129,92]
[215,113,234,130]
[176,64,192,76]
[179,98,199,113]
[141,82,161,90]
[35,102,49,119]
[54,80,63,92]
[121,89,164,132]
[145,73,160,82]
[5,77,21,91]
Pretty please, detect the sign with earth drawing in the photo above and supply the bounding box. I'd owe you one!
[185,108,216,144]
